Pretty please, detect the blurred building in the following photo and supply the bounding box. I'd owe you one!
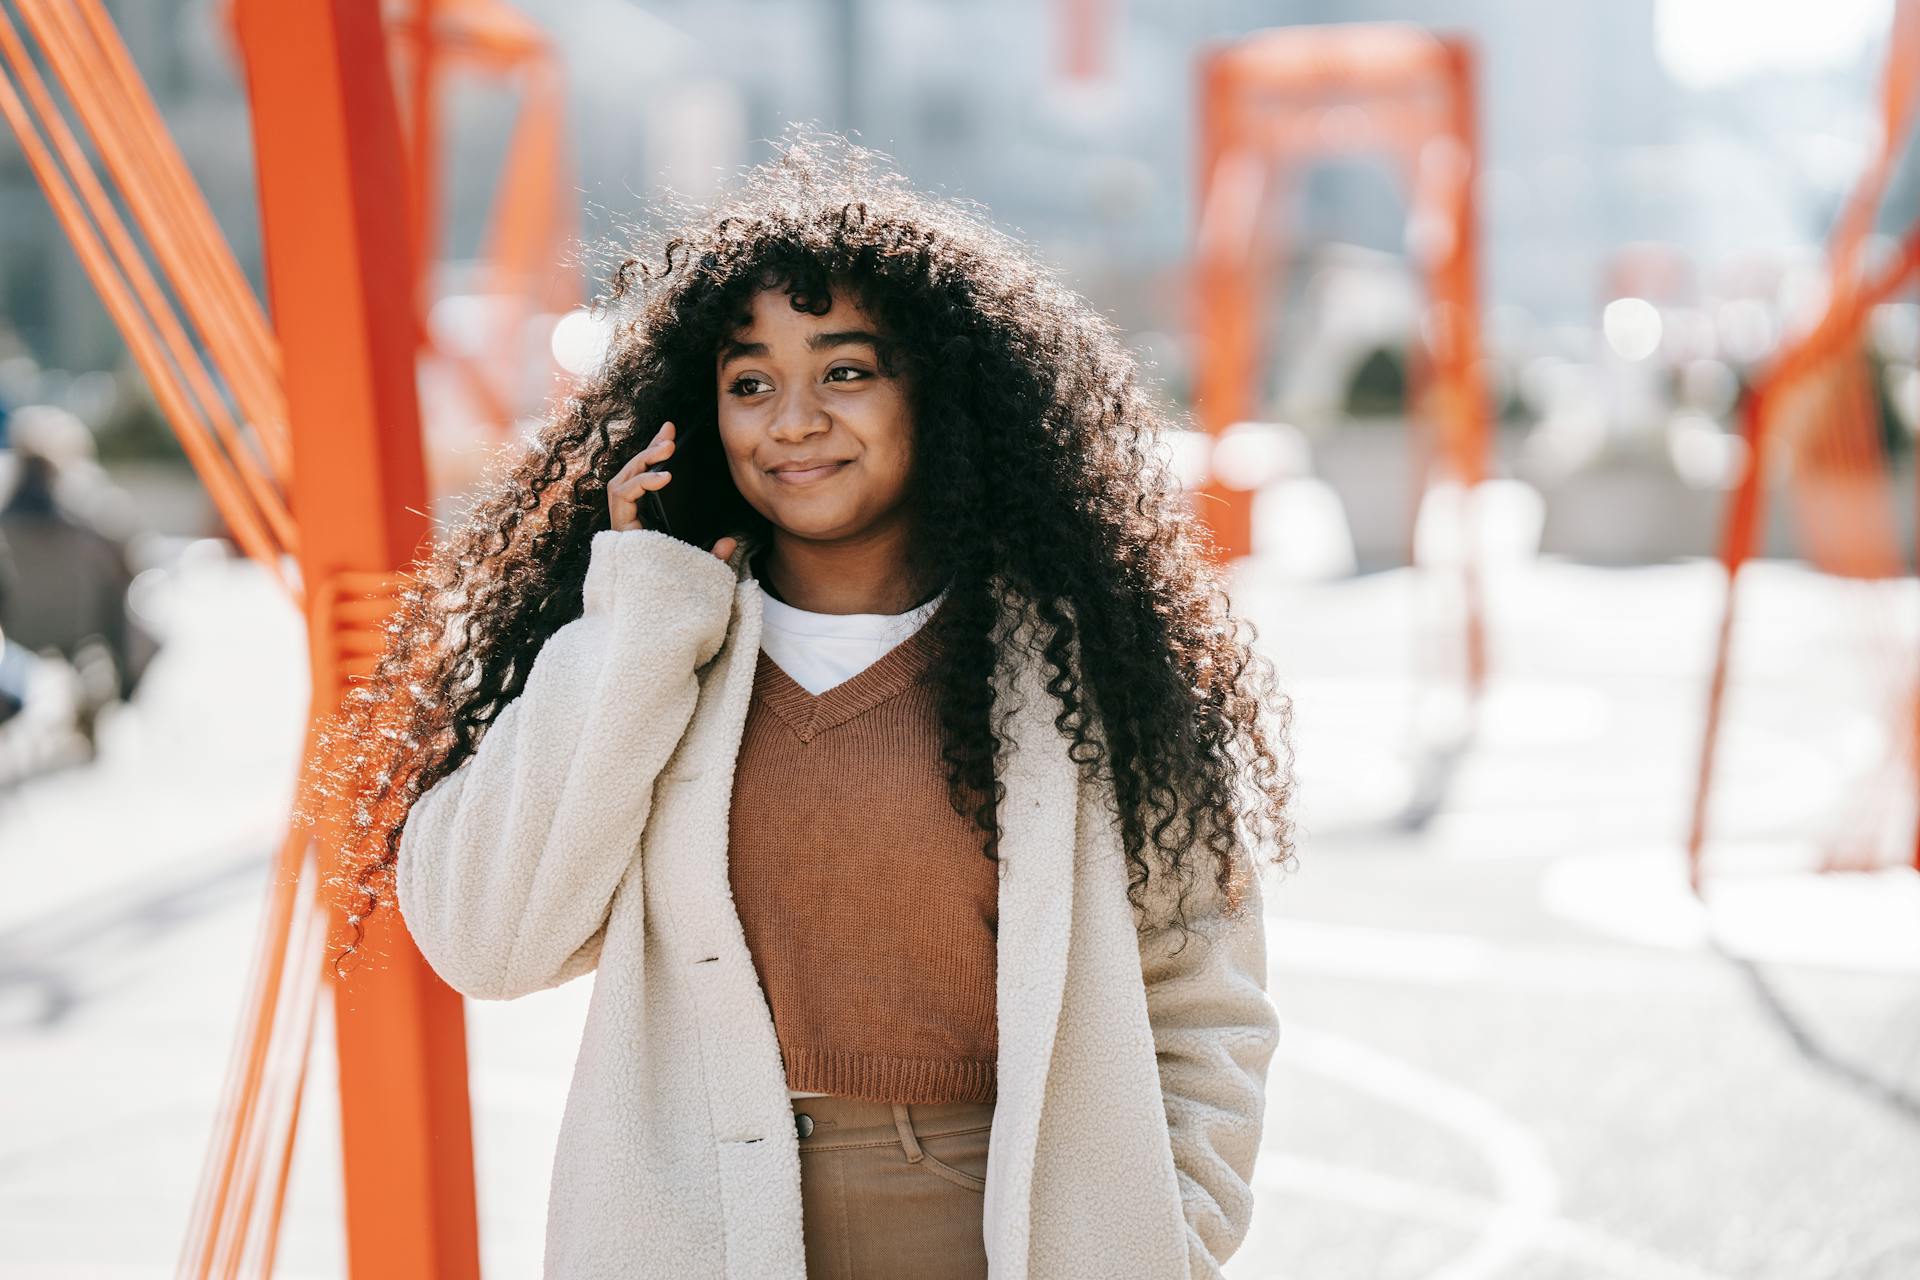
[0,0,1903,470]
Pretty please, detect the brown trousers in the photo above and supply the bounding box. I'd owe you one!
[790,1093,996,1278]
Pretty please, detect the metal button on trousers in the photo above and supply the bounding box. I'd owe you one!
[790,1093,996,1278]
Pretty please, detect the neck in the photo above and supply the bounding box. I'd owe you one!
[752,520,938,615]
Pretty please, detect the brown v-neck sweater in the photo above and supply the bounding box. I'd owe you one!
[725,597,999,1104]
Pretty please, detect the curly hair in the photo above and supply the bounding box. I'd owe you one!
[300,128,1297,982]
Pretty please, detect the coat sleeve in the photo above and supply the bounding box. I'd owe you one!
[1139,847,1282,1279]
[394,528,738,1001]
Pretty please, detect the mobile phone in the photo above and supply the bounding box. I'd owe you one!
[640,457,674,537]
[632,416,743,552]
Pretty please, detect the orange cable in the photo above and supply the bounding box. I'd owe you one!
[42,0,286,442]
[175,816,307,1279]
[65,0,290,475]
[0,20,290,588]
[205,826,317,1279]
[3,3,298,556]
[255,873,327,1279]
[220,869,326,1280]
[18,0,295,511]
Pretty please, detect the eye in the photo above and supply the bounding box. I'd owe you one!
[728,374,770,396]
[825,365,871,383]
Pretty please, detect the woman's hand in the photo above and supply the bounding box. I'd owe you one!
[607,421,738,563]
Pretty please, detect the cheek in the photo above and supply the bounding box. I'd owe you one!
[715,415,757,473]
[869,394,916,480]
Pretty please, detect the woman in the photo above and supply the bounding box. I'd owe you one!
[303,132,1295,1279]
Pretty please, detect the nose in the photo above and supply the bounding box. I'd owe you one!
[767,381,831,444]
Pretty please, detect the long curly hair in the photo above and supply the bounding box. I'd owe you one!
[301,129,1297,982]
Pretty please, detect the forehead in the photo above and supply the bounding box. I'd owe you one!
[717,286,883,366]
[735,284,873,331]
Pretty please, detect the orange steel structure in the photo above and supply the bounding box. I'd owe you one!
[231,4,481,1274]
[0,12,322,1270]
[385,0,579,446]
[1686,0,1920,894]
[1058,0,1109,82]
[5,0,1115,1272]
[0,0,595,1271]
[1192,24,1494,700]
[219,0,579,449]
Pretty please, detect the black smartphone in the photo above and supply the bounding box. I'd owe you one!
[631,416,687,538]
[629,414,753,553]
[640,456,674,537]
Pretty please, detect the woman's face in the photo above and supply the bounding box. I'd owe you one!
[715,285,915,545]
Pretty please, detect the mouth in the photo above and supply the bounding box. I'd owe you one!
[767,460,851,485]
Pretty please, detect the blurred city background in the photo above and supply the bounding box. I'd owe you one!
[0,0,1916,1277]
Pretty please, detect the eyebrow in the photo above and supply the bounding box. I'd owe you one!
[718,329,884,368]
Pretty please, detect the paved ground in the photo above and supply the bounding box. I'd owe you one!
[1,537,1916,1278]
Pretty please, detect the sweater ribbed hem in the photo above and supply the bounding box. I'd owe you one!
[780,1044,997,1104]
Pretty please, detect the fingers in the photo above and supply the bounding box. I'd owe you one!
[607,469,669,532]
[607,422,677,531]
[612,421,676,484]
[711,535,738,563]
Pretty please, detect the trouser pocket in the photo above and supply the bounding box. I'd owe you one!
[891,1102,990,1193]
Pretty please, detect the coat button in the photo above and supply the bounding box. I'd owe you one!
[795,1112,814,1139]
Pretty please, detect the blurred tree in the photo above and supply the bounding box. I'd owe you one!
[1867,348,1909,460]
[1344,344,1407,417]
[92,366,188,465]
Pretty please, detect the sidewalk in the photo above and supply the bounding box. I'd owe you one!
[1,544,1915,1278]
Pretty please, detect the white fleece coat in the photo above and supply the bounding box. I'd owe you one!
[395,527,1280,1279]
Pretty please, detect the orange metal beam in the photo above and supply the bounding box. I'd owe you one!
[232,4,478,1279]
[1686,0,1920,891]
[1058,0,1108,82]
[382,0,579,447]
[1212,21,1459,92]
[406,0,440,326]
[1191,23,1493,658]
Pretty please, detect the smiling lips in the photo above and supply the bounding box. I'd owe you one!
[768,459,851,485]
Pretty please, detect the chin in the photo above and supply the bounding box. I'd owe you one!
[760,504,857,540]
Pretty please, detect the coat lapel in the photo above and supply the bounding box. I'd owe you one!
[979,583,1081,1280]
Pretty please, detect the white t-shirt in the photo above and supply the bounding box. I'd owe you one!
[758,585,948,697]
[756,581,950,1100]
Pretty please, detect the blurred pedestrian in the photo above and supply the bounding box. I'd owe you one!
[0,405,159,740]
